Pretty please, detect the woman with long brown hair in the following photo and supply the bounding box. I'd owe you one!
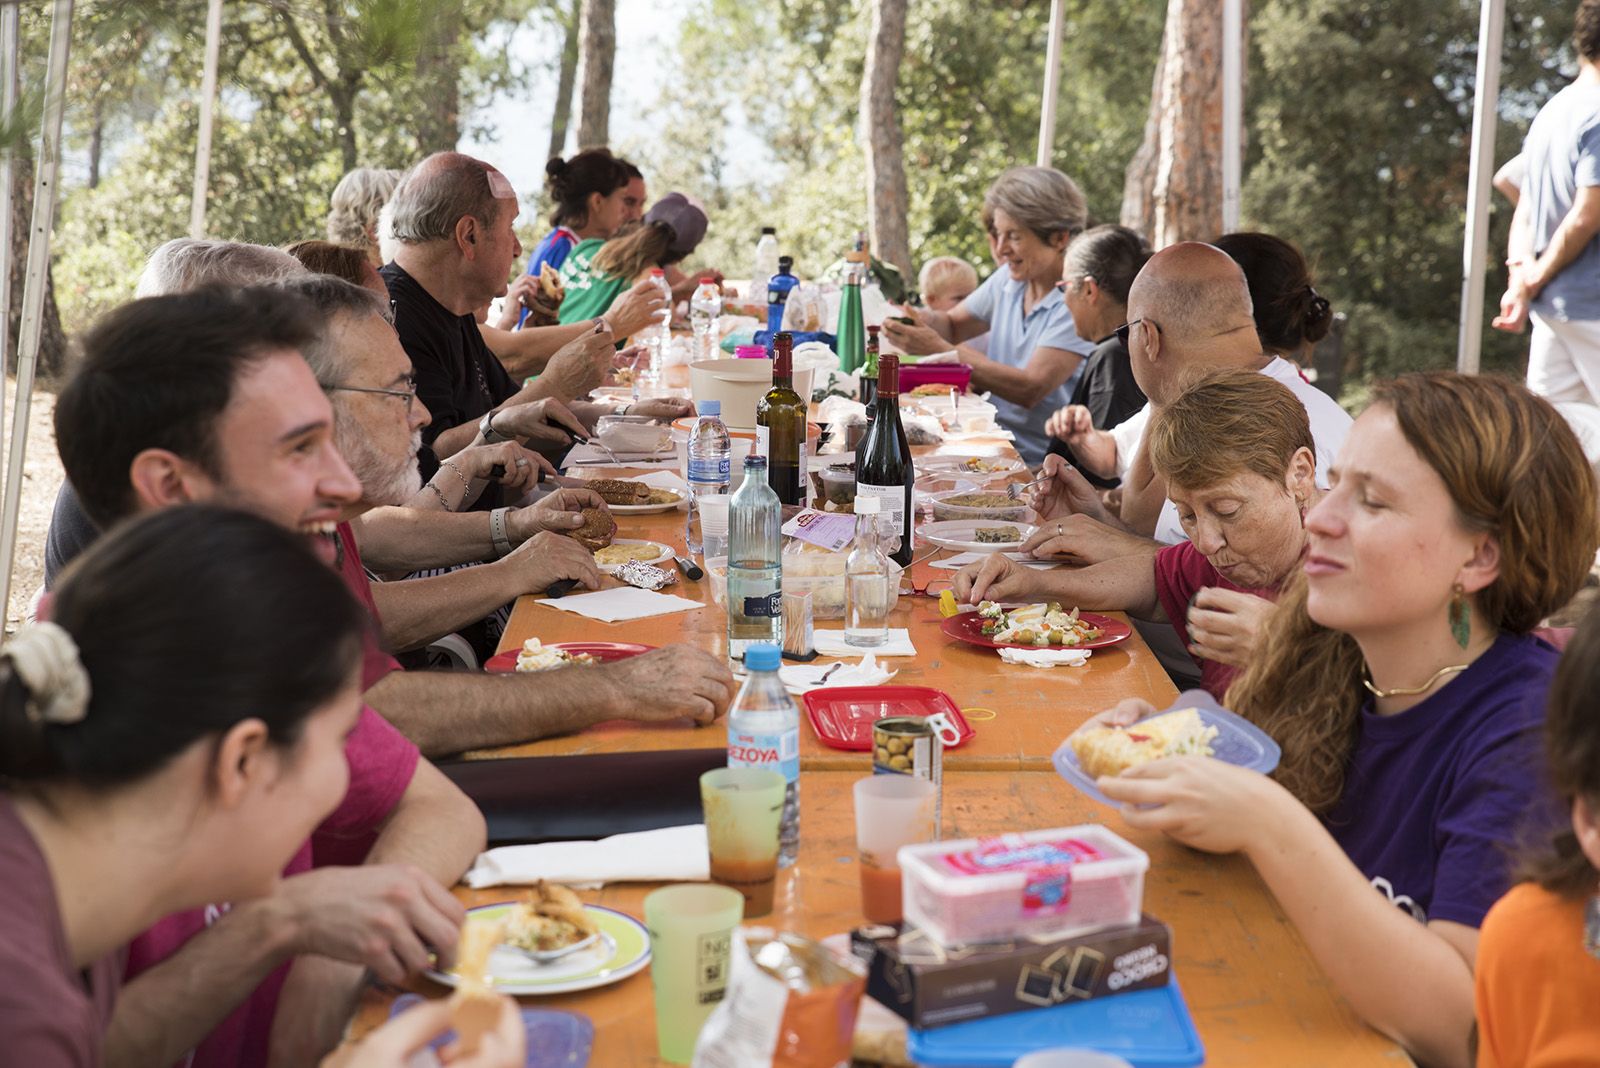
[1079,372,1599,1067]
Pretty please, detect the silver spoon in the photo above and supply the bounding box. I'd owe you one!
[507,931,601,965]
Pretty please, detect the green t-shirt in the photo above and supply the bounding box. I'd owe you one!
[557,237,628,325]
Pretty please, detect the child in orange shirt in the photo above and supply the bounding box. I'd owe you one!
[1474,604,1600,1067]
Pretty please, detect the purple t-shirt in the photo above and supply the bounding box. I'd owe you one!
[1324,632,1559,929]
[0,796,122,1067]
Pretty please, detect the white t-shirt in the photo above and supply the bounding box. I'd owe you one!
[1113,357,1353,545]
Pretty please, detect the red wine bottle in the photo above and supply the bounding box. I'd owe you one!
[861,324,881,415]
[854,353,913,566]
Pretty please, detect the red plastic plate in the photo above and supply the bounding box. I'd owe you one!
[939,610,1131,651]
[485,642,656,674]
[802,686,976,751]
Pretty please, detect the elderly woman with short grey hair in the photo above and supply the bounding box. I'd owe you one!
[327,167,401,266]
[884,165,1095,466]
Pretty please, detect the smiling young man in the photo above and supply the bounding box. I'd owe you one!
[51,287,485,1068]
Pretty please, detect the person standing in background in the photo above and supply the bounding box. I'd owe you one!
[1494,0,1600,470]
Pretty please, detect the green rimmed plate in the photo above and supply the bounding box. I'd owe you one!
[427,902,651,995]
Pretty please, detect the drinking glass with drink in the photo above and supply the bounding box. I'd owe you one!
[853,774,938,925]
[700,766,786,917]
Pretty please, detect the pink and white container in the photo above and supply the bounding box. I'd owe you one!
[898,825,1148,947]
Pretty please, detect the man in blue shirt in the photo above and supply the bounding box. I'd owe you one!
[1496,0,1600,465]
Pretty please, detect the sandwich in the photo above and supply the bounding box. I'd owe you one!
[571,507,616,552]
[587,478,652,506]
[1069,708,1219,778]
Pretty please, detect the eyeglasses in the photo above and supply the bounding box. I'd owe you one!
[1113,318,1159,348]
[329,377,418,413]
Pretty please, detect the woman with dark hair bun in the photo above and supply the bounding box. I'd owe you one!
[1213,231,1333,361]
[525,148,631,279]
[0,505,523,1067]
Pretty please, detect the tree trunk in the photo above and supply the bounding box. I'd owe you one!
[862,0,912,279]
[1120,0,1246,247]
[331,84,358,173]
[8,151,65,380]
[574,0,614,149]
[546,0,580,161]
[87,100,102,189]
[414,0,462,153]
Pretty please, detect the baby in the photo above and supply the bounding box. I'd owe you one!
[917,256,978,312]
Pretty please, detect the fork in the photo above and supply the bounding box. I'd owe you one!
[1005,474,1054,502]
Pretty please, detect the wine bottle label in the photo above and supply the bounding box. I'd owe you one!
[756,424,768,457]
[855,481,909,549]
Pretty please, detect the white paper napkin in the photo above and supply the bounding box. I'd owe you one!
[813,629,917,657]
[778,652,897,694]
[929,550,1060,571]
[597,422,672,454]
[464,824,709,889]
[996,647,1093,668]
[540,587,702,622]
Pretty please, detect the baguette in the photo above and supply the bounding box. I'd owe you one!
[587,478,652,506]
[1069,708,1218,779]
[449,917,505,1055]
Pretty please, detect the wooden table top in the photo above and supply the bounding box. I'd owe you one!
[351,772,1406,1066]
[477,447,1179,772]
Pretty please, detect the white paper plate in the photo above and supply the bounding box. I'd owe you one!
[594,538,673,572]
[917,519,1037,553]
[426,903,650,995]
[608,488,688,514]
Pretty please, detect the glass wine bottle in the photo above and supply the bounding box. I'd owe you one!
[755,331,807,506]
[854,353,914,567]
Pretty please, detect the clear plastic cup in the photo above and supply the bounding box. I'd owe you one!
[701,767,785,917]
[853,775,938,924]
[643,883,745,1064]
[695,493,731,561]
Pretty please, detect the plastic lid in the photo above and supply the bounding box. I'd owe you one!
[761,226,776,234]
[744,643,781,671]
[778,255,794,270]
[743,454,767,468]
[697,399,721,416]
[649,267,665,276]
[700,275,717,283]
[854,495,881,514]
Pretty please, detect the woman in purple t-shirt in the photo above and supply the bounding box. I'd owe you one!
[1082,372,1599,1067]
[0,507,523,1068]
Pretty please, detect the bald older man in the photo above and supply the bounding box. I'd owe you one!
[1041,242,1352,546]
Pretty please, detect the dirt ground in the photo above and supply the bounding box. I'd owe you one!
[1,377,61,633]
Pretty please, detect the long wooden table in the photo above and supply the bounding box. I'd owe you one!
[351,438,1407,1065]
[352,772,1406,1065]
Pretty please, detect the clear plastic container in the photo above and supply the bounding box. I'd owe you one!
[898,825,1148,947]
[781,543,902,620]
[927,488,1030,522]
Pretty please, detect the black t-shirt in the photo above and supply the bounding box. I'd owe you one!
[43,480,100,590]
[1047,335,1147,488]
[381,262,519,510]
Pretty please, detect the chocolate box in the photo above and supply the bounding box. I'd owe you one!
[852,915,1172,1030]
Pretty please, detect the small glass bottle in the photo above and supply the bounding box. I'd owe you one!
[845,495,891,647]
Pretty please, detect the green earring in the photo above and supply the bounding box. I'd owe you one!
[1450,584,1471,649]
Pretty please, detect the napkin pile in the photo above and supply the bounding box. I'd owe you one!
[812,629,917,657]
[778,652,897,694]
[465,825,709,889]
[997,647,1092,668]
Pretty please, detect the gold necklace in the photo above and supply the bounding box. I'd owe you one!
[1361,662,1471,700]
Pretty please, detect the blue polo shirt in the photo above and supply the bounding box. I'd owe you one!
[961,266,1093,466]
[1522,82,1600,322]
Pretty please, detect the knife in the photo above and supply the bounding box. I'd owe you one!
[543,579,580,598]
[674,555,704,580]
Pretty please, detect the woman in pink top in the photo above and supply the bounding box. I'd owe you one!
[955,368,1316,698]
[0,505,522,1068]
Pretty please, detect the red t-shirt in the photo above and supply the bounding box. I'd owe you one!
[0,796,122,1067]
[122,523,419,1068]
[1151,541,1279,701]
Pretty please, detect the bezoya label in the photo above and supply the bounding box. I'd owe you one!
[688,455,730,484]
[728,727,800,783]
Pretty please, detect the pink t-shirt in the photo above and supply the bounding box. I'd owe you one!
[122,524,420,1068]
[0,796,122,1067]
[1152,540,1280,701]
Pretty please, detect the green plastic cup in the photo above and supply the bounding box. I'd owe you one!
[700,766,785,917]
[643,883,745,1064]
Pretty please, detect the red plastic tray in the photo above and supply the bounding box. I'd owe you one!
[485,641,655,674]
[940,610,1131,651]
[802,686,976,751]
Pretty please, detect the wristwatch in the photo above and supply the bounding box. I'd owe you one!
[479,409,509,445]
[490,507,514,558]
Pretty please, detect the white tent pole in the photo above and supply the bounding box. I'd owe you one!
[190,0,224,238]
[1221,0,1243,231]
[1458,0,1505,374]
[0,4,19,458]
[1035,0,1065,167]
[0,0,73,626]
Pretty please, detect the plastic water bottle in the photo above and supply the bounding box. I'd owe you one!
[645,267,673,384]
[690,276,722,362]
[727,455,782,662]
[752,227,779,299]
[686,399,731,556]
[845,495,891,647]
[727,642,800,868]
